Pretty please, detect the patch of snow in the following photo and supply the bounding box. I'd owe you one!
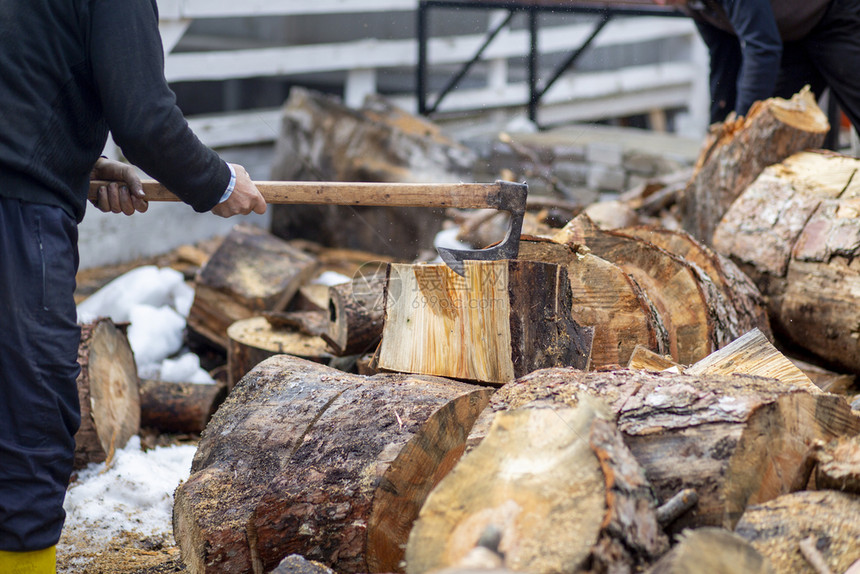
[311,270,352,286]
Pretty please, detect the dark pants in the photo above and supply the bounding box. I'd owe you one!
[0,197,81,552]
[698,0,860,132]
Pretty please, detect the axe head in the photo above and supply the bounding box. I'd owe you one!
[437,181,528,276]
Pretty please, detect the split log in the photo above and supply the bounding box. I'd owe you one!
[74,319,140,469]
[557,214,712,364]
[646,528,774,574]
[685,328,819,393]
[734,491,860,574]
[620,226,772,344]
[681,86,829,245]
[378,260,594,384]
[812,435,860,494]
[405,404,667,574]
[518,237,665,368]
[264,310,330,338]
[790,358,856,394]
[139,380,228,435]
[322,267,386,356]
[226,316,334,388]
[173,355,492,574]
[466,368,860,533]
[712,151,860,373]
[627,345,679,372]
[187,224,318,349]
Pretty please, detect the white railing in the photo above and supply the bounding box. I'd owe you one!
[154,0,709,150]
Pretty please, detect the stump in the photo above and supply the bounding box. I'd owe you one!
[405,404,667,574]
[681,86,829,245]
[467,368,860,533]
[735,491,860,574]
[173,355,492,574]
[377,260,594,384]
[187,224,318,349]
[226,316,334,388]
[74,319,140,469]
[713,151,860,374]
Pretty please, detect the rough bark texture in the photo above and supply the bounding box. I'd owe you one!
[173,355,491,574]
[646,528,774,574]
[560,215,713,364]
[518,237,662,368]
[139,379,228,435]
[322,270,387,356]
[466,368,860,534]
[712,151,860,373]
[226,316,334,388]
[681,87,829,245]
[187,224,318,349]
[734,491,860,574]
[812,435,860,493]
[74,319,140,469]
[378,260,594,384]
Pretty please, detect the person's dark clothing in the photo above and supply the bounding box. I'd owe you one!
[0,198,81,552]
[0,0,231,552]
[686,0,860,129]
[0,0,231,223]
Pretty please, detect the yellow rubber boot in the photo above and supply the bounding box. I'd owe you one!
[0,546,56,573]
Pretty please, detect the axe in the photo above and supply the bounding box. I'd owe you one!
[88,179,527,276]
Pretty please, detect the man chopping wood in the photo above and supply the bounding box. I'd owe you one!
[654,0,860,130]
[0,1,266,571]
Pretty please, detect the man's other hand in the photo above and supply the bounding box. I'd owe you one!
[89,157,148,215]
[211,164,267,218]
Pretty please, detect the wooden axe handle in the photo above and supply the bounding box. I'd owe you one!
[89,179,523,211]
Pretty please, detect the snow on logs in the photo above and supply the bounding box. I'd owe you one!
[172,354,492,574]
[713,150,860,374]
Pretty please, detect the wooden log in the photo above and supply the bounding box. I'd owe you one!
[263,310,330,338]
[74,319,140,469]
[620,226,772,345]
[812,435,860,494]
[646,528,774,574]
[139,379,228,435]
[734,491,860,574]
[518,237,666,368]
[377,260,594,384]
[558,214,712,364]
[187,224,318,349]
[789,358,856,394]
[466,368,860,534]
[173,355,492,574]
[322,267,386,356]
[226,316,334,388]
[270,555,334,574]
[627,345,679,372]
[405,404,667,574]
[712,151,860,373]
[681,86,829,245]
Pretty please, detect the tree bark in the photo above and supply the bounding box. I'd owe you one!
[734,491,860,574]
[405,404,667,574]
[74,319,140,469]
[712,151,860,373]
[466,368,860,534]
[187,224,318,349]
[139,379,228,435]
[378,260,594,384]
[173,355,491,574]
[322,270,387,356]
[518,237,665,368]
[681,86,829,245]
[226,316,334,388]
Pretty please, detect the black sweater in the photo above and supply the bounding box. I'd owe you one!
[0,0,230,222]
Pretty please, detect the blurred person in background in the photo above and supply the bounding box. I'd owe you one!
[654,0,860,133]
[0,1,266,571]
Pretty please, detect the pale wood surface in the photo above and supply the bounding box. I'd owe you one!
[647,528,774,574]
